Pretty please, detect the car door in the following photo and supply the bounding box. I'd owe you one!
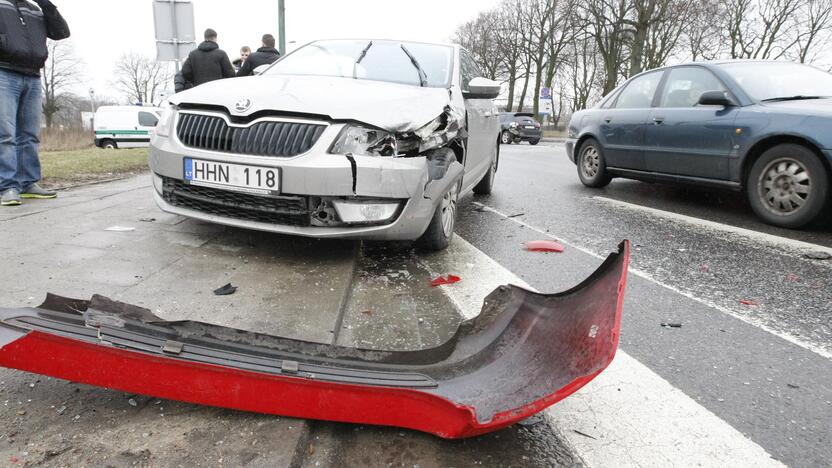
[645,66,739,179]
[599,70,663,170]
[459,50,497,190]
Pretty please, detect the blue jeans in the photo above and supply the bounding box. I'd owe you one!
[0,67,43,192]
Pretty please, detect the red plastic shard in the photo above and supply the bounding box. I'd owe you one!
[740,299,758,306]
[431,275,461,287]
[525,240,565,253]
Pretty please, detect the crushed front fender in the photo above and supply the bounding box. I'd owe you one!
[0,241,629,438]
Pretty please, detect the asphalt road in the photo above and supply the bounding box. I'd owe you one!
[456,141,831,467]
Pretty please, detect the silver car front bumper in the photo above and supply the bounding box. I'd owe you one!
[149,121,462,241]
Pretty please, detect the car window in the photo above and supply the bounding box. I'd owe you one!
[659,68,727,107]
[459,50,481,92]
[138,111,159,127]
[614,72,662,109]
[267,40,454,88]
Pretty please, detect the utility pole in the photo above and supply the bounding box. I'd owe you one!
[278,0,286,55]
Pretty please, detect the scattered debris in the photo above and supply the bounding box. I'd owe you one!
[360,309,373,316]
[128,398,138,407]
[699,264,710,273]
[430,274,460,287]
[787,383,800,389]
[474,206,488,213]
[660,322,683,328]
[56,405,67,415]
[525,240,565,253]
[573,429,597,440]
[740,299,758,306]
[786,274,802,283]
[16,410,25,416]
[507,212,525,218]
[138,217,156,222]
[104,226,135,232]
[213,283,237,296]
[803,251,831,260]
[517,413,545,427]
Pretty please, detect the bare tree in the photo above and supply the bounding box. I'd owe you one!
[584,0,633,95]
[41,40,82,128]
[685,0,726,61]
[113,53,173,105]
[455,10,503,80]
[794,0,832,63]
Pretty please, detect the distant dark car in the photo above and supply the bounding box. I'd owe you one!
[499,112,542,145]
[566,60,832,228]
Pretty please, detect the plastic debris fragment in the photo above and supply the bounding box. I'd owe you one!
[104,226,135,232]
[430,275,460,287]
[213,283,237,296]
[740,299,758,306]
[525,240,565,253]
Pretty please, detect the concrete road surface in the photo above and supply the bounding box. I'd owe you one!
[0,141,829,467]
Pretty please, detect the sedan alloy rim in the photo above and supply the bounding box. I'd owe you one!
[582,146,600,178]
[441,182,459,237]
[758,157,811,215]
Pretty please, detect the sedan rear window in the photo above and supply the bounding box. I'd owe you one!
[266,40,454,88]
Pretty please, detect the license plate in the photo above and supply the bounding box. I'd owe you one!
[183,158,279,195]
[524,125,536,129]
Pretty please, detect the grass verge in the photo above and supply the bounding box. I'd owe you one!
[39,147,150,188]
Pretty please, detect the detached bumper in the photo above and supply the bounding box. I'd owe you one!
[0,242,629,438]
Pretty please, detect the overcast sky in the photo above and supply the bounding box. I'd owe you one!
[55,0,500,102]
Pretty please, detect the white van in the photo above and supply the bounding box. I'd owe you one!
[93,106,162,149]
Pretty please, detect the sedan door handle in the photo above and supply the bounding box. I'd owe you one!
[603,117,612,124]
[652,116,665,124]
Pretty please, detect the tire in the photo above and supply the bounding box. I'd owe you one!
[473,141,499,195]
[417,179,461,251]
[101,140,117,149]
[576,138,612,188]
[529,139,540,145]
[500,130,513,145]
[747,143,829,229]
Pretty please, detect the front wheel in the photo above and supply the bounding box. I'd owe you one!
[417,179,461,251]
[576,138,612,188]
[101,140,117,149]
[747,144,828,228]
[529,139,540,146]
[500,130,513,145]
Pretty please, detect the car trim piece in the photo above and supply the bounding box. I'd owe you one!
[0,242,630,439]
[607,167,742,190]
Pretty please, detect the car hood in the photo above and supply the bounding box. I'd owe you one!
[170,74,454,132]
[760,98,832,116]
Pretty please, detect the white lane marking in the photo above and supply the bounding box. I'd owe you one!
[472,202,832,360]
[593,196,832,259]
[420,236,783,468]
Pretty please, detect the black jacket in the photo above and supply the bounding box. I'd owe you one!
[173,71,193,93]
[181,41,235,87]
[0,0,70,76]
[236,47,279,77]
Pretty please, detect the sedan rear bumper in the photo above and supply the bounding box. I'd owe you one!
[0,242,629,438]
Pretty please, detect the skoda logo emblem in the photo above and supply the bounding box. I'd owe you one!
[234,98,252,113]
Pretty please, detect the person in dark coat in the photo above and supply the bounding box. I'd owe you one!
[0,0,70,206]
[181,28,235,87]
[173,71,193,93]
[236,34,280,77]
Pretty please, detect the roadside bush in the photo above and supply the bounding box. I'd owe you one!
[40,128,94,152]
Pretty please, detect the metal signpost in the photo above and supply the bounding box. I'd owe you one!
[153,0,196,72]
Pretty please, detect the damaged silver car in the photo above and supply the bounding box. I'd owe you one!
[150,39,501,250]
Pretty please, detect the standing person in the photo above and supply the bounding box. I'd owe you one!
[232,46,251,72]
[0,0,70,206]
[181,28,235,87]
[236,34,280,77]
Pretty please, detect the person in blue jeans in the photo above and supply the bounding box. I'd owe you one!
[0,0,70,206]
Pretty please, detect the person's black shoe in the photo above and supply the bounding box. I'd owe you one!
[1,188,22,206]
[21,183,57,199]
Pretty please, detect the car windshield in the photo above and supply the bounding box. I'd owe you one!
[265,39,454,88]
[719,62,832,101]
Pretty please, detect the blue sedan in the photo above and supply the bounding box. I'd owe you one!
[566,60,832,228]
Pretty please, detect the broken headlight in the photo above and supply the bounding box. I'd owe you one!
[330,125,397,157]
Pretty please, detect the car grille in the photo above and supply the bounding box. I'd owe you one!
[176,113,327,157]
[161,177,311,226]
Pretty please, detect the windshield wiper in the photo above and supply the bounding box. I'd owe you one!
[353,41,373,79]
[761,95,829,102]
[400,44,428,87]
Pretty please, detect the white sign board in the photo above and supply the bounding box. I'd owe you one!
[153,0,196,62]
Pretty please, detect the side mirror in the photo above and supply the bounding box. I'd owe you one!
[698,90,735,107]
[253,64,271,76]
[463,77,501,100]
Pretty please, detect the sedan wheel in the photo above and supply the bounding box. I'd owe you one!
[748,144,829,228]
[576,138,612,188]
[417,179,462,251]
[500,130,512,145]
[440,181,459,238]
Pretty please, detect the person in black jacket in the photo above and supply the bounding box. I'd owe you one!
[181,28,235,87]
[236,34,280,77]
[0,0,70,206]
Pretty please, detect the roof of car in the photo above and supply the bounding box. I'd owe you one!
[309,38,458,49]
